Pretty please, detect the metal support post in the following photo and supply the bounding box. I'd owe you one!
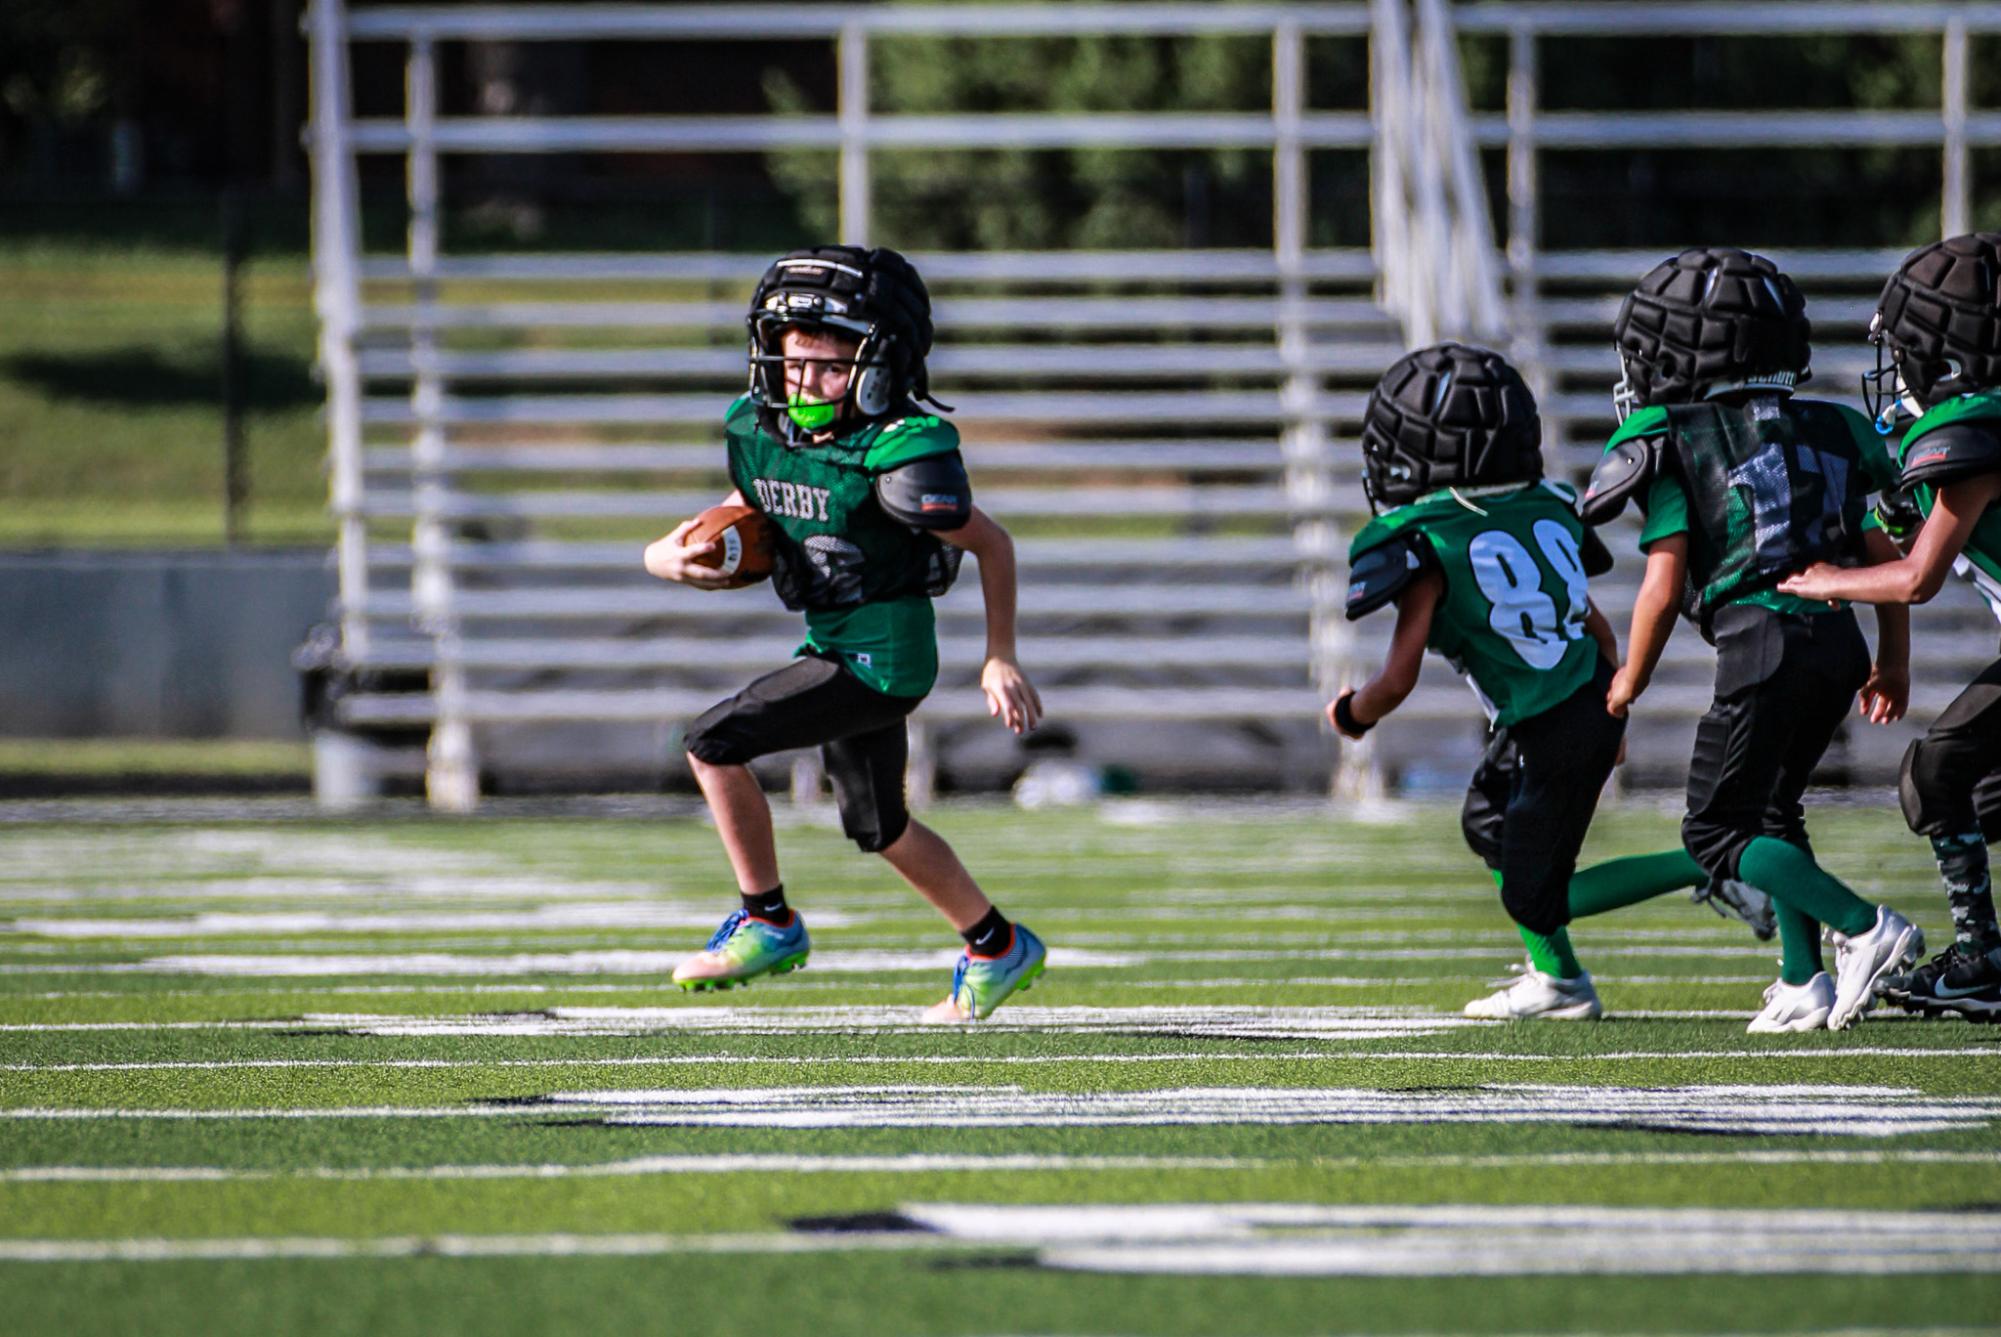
[839,22,870,245]
[1942,15,1969,239]
[406,35,479,812]
[1505,22,1554,446]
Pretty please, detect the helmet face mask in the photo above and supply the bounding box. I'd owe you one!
[1611,247,1811,418]
[1361,342,1543,513]
[1865,232,2001,434]
[745,247,939,446]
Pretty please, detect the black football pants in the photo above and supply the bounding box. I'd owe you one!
[1901,654,2001,839]
[1461,657,1626,936]
[683,651,925,852]
[1682,604,1871,879]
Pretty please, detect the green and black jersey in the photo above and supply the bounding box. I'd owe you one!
[1606,397,1897,618]
[1898,389,2001,623]
[723,395,967,697]
[1349,482,1601,727]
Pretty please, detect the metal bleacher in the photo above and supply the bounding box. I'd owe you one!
[305,1,2001,808]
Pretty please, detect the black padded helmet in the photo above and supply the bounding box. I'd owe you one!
[746,245,942,442]
[1863,232,2001,432]
[1360,342,1543,512]
[1611,247,1812,422]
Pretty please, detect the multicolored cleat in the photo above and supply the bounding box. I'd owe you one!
[673,908,810,991]
[1881,941,2001,1023]
[921,922,1048,1023]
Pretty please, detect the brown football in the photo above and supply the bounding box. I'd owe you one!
[684,504,777,587]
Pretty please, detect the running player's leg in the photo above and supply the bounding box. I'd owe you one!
[817,723,1047,1022]
[676,655,918,989]
[1465,667,1623,1020]
[1890,658,2001,1017]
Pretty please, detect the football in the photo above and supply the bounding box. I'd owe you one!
[683,504,777,587]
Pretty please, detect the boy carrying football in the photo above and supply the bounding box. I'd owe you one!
[643,245,1047,1022]
[1331,343,1758,1022]
[1583,246,1922,1032]
[1778,232,2001,1021]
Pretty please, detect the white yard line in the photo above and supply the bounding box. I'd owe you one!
[0,1153,1265,1183]
[5,1047,1992,1074]
[5,1084,1995,1137]
[3,1149,1997,1186]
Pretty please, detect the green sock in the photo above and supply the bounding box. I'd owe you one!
[1737,836,1876,938]
[1517,924,1583,979]
[1567,848,1707,919]
[1775,902,1825,986]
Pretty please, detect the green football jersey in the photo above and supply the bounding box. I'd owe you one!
[1899,389,2001,623]
[1607,397,1896,618]
[1350,482,1600,727]
[723,396,966,697]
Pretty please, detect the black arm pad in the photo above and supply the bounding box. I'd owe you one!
[1580,436,1660,526]
[1580,526,1615,577]
[1900,421,2001,493]
[875,451,974,530]
[1345,532,1436,621]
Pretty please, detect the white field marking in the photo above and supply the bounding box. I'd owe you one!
[0,877,673,906]
[0,1232,981,1264]
[2,905,861,939]
[25,1082,1992,1131]
[321,1004,1486,1040]
[515,1082,2001,1137]
[899,1202,2001,1277]
[8,1046,1994,1075]
[8,1149,2000,1185]
[83,946,1139,979]
[0,944,1774,979]
[0,1154,1265,1184]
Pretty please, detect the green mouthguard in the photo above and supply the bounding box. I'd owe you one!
[787,394,839,433]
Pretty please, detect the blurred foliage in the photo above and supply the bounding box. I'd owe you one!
[764,19,1994,253]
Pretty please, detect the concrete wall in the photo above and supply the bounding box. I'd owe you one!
[0,551,334,738]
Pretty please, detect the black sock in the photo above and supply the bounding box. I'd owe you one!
[741,884,789,923]
[961,906,1010,956]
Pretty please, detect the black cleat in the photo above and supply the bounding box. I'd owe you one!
[1882,941,2001,1023]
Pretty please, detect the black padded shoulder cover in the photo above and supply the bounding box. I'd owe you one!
[1580,435,1663,526]
[1345,531,1438,621]
[1901,420,2001,493]
[1580,527,1615,578]
[874,450,973,530]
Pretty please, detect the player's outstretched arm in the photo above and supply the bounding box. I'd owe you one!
[1779,472,2001,607]
[642,490,745,589]
[1609,535,1685,718]
[1855,528,1912,726]
[937,506,1043,735]
[1330,571,1440,739]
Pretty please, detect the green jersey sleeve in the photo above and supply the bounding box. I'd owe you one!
[864,414,962,473]
[1637,473,1690,550]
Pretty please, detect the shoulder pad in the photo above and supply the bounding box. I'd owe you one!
[875,451,973,530]
[1345,531,1436,621]
[1580,526,1615,578]
[1604,404,1670,452]
[1901,420,2001,492]
[1581,435,1662,526]
[863,414,960,472]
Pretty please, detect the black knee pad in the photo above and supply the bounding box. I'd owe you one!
[1679,813,1742,883]
[683,711,755,767]
[1900,737,1952,836]
[841,800,909,854]
[1461,790,1504,871]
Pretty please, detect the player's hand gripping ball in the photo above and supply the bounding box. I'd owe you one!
[679,505,776,588]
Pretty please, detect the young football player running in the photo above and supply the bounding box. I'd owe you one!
[1582,246,1922,1032]
[1778,232,2001,1022]
[1331,342,1757,1022]
[644,245,1047,1023]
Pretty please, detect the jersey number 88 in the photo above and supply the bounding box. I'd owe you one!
[1468,520,1590,670]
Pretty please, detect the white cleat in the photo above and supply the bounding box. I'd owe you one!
[1746,971,1834,1033]
[1694,877,1777,941]
[1463,967,1602,1021]
[1827,906,1925,1031]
